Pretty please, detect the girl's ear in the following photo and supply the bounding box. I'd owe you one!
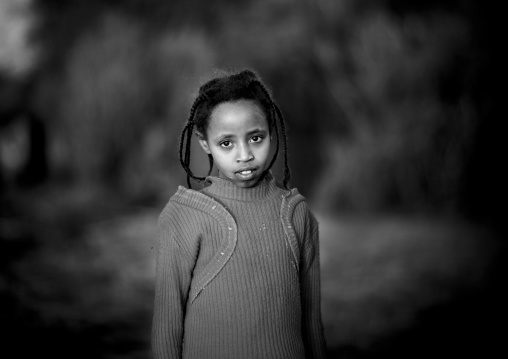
[196,131,211,154]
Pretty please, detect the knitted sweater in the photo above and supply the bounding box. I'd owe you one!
[152,173,326,359]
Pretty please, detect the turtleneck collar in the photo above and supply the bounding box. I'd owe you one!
[201,171,281,202]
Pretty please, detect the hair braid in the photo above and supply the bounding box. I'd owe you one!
[274,104,291,189]
[206,154,214,176]
[184,122,194,187]
[178,123,190,171]
[266,112,280,171]
[179,94,214,188]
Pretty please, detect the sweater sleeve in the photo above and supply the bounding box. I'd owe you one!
[298,207,327,359]
[152,207,194,359]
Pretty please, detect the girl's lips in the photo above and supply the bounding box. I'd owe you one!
[235,168,257,180]
[235,167,257,174]
[238,170,253,175]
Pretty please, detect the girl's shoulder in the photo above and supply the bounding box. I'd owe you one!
[282,187,313,217]
[282,187,318,236]
[158,185,232,224]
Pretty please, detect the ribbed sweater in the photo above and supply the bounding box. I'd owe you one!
[152,173,326,359]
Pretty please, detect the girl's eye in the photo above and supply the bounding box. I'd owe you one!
[250,136,262,143]
[220,141,232,148]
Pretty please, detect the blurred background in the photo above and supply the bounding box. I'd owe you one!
[0,0,504,358]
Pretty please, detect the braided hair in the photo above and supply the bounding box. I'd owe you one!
[179,69,291,189]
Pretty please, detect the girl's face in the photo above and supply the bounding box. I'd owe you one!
[197,100,271,188]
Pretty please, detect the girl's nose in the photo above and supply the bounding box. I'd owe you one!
[237,143,254,162]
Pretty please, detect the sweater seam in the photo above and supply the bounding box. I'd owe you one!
[170,188,239,304]
[168,197,228,222]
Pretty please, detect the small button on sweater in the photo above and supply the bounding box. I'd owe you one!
[152,173,326,359]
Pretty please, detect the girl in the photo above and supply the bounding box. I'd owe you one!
[152,69,326,359]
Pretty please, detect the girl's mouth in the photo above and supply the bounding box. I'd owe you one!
[235,167,257,180]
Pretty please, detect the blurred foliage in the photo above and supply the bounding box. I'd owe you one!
[55,14,215,193]
[311,10,475,213]
[0,0,498,217]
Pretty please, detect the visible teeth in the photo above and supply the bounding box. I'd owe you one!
[240,170,252,175]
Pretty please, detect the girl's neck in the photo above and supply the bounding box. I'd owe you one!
[202,171,280,201]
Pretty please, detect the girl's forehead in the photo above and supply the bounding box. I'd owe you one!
[208,100,268,133]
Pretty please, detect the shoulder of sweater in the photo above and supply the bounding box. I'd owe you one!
[158,185,234,225]
[159,186,206,216]
[284,187,310,215]
[285,187,305,201]
[285,189,319,234]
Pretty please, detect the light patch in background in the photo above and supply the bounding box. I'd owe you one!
[0,0,38,76]
[0,115,30,181]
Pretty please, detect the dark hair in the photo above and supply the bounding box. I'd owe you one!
[179,69,291,189]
